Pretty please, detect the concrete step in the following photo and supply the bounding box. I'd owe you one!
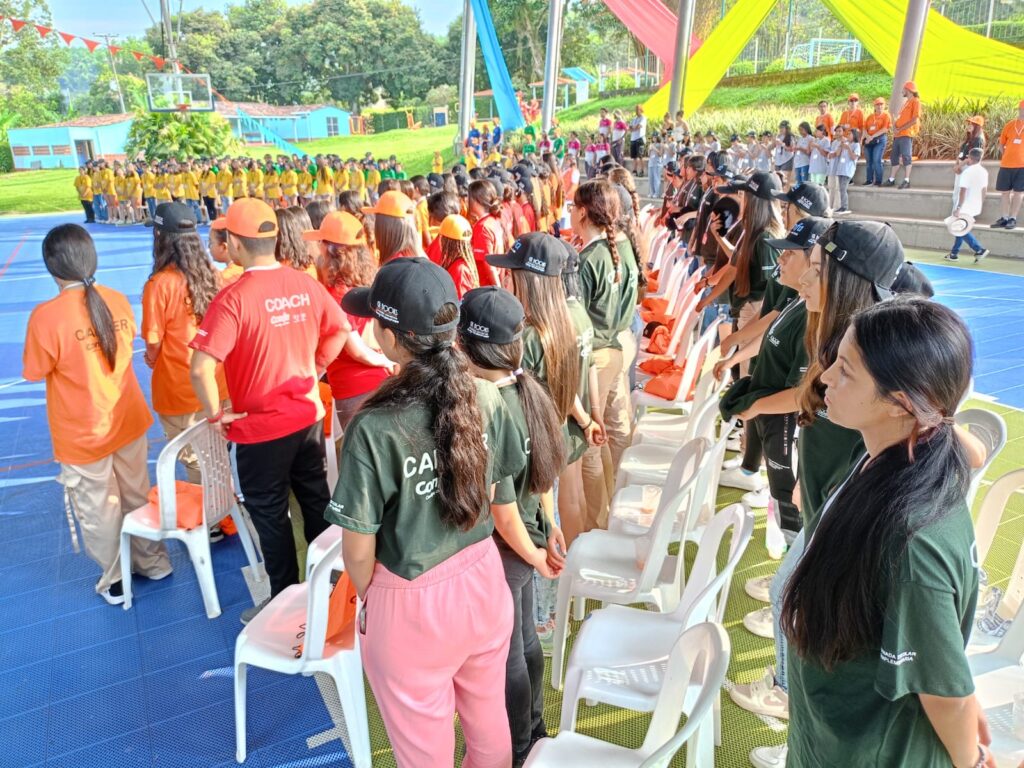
[851,159,1002,191]
[844,184,1004,223]
[843,212,1024,258]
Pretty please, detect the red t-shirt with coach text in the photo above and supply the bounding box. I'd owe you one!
[190,263,348,444]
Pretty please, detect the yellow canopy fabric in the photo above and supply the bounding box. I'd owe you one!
[644,0,1024,118]
[643,0,779,119]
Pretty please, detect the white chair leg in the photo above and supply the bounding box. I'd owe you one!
[120,531,134,610]
[558,663,585,733]
[234,660,247,763]
[572,595,585,622]
[332,651,372,768]
[185,530,222,619]
[232,504,263,580]
[550,577,574,691]
[714,688,722,746]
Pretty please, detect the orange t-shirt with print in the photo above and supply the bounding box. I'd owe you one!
[815,112,834,139]
[839,108,864,133]
[142,267,228,416]
[998,119,1024,168]
[895,98,921,138]
[23,285,152,465]
[864,112,892,139]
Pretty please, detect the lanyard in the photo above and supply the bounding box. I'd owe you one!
[807,452,869,547]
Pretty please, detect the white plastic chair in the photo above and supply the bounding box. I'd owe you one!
[974,469,1024,585]
[560,506,753,765]
[305,525,344,581]
[631,319,722,420]
[120,420,262,619]
[551,439,714,690]
[527,623,731,768]
[637,290,700,365]
[632,360,729,447]
[616,398,718,490]
[325,404,344,492]
[234,535,371,766]
[954,408,1007,510]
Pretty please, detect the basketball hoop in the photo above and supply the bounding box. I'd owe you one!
[175,102,192,121]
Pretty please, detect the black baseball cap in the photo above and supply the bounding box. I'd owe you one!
[892,260,934,298]
[487,232,566,276]
[766,216,831,251]
[716,171,781,200]
[458,286,525,344]
[663,160,681,177]
[427,172,444,191]
[341,257,459,335]
[823,221,904,300]
[771,181,830,217]
[517,176,534,196]
[710,161,736,180]
[146,201,196,233]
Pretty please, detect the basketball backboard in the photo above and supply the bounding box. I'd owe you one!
[146,72,215,113]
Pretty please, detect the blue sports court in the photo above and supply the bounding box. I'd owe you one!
[0,212,1022,767]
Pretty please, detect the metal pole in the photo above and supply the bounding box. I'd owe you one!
[96,33,127,113]
[542,0,565,131]
[458,0,477,146]
[783,0,794,70]
[158,0,181,73]
[667,0,695,116]
[985,0,995,37]
[890,0,930,116]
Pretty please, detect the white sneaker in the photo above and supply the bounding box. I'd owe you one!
[745,575,772,602]
[719,467,766,492]
[722,456,743,470]
[743,605,775,638]
[750,744,788,768]
[743,487,770,508]
[730,668,789,719]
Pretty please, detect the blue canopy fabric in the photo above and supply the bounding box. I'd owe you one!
[469,0,526,130]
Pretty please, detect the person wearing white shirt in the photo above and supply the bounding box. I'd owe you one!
[808,126,830,184]
[629,106,648,175]
[947,147,991,262]
[828,126,861,213]
[794,122,813,184]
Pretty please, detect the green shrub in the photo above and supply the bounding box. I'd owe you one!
[125,111,239,161]
[730,61,756,76]
[764,59,786,74]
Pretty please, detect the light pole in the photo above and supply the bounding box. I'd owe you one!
[668,0,696,116]
[457,0,477,147]
[94,33,127,113]
[890,0,930,116]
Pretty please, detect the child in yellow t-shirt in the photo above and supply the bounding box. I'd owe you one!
[264,165,282,207]
[297,166,313,203]
[74,167,95,223]
[334,163,349,198]
[281,164,298,206]
[232,165,248,199]
[125,169,143,224]
[216,162,233,212]
[247,162,264,200]
[432,150,444,174]
[317,162,335,202]
[347,159,366,201]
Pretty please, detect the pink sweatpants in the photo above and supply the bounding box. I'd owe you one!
[361,536,514,768]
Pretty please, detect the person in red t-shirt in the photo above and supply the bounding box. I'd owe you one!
[436,214,479,298]
[303,211,396,425]
[426,190,461,264]
[468,179,507,286]
[190,199,349,619]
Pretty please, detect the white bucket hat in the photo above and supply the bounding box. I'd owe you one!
[944,213,975,237]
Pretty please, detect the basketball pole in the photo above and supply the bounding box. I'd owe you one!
[458,0,477,147]
[158,0,181,75]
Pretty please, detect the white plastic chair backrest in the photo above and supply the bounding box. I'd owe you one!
[654,291,698,358]
[654,259,687,309]
[955,408,1007,509]
[154,419,235,532]
[974,468,1024,572]
[684,396,720,444]
[666,319,721,403]
[671,504,754,624]
[301,534,344,663]
[636,438,710,594]
[647,229,671,273]
[638,622,731,765]
[700,417,737,525]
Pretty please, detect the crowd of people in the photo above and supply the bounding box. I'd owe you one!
[31,88,1024,768]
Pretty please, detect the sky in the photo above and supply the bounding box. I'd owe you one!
[46,0,460,38]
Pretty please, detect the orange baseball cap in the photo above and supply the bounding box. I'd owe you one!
[438,214,472,242]
[302,211,366,245]
[362,190,415,219]
[966,115,985,127]
[848,93,860,101]
[903,80,917,92]
[874,97,886,105]
[212,198,278,238]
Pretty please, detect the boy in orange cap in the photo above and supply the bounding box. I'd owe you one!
[992,99,1024,229]
[189,198,350,622]
[885,81,922,189]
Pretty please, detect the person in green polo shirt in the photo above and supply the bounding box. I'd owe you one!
[781,297,989,768]
[457,286,567,768]
[328,257,528,768]
[571,178,638,531]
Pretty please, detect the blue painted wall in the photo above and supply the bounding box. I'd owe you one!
[228,106,350,143]
[8,120,132,170]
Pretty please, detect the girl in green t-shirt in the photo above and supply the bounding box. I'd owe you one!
[782,297,988,768]
[457,286,567,767]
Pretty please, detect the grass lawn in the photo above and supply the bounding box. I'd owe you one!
[0,169,79,215]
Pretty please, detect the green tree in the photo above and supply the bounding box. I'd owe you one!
[125,110,239,160]
[0,0,69,126]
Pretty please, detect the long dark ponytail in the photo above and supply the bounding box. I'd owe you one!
[42,224,118,370]
[781,298,973,670]
[364,303,489,531]
[460,328,566,494]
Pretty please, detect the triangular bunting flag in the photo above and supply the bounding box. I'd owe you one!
[59,31,75,46]
[9,18,26,32]
[108,45,121,55]
[34,24,52,37]
[132,50,145,61]
[152,55,165,69]
[83,38,100,52]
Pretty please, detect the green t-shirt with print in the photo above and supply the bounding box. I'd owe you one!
[326,378,527,580]
[495,383,551,549]
[760,272,798,318]
[552,136,566,159]
[797,412,866,533]
[750,299,808,393]
[729,233,780,318]
[787,499,979,768]
[579,239,620,350]
[612,238,640,335]
[522,143,537,156]
[567,297,595,413]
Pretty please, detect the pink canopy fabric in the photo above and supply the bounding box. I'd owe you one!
[601,0,702,71]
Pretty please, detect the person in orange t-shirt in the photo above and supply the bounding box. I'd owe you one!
[190,199,349,618]
[992,99,1024,230]
[862,97,893,186]
[208,220,245,285]
[886,81,922,189]
[142,202,227,487]
[838,94,864,133]
[23,224,171,606]
[815,100,835,139]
